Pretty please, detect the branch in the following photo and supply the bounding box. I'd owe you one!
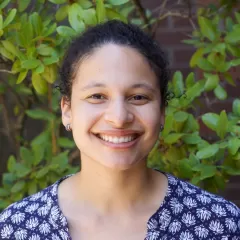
[0,95,18,153]
[132,0,151,32]
[0,69,14,74]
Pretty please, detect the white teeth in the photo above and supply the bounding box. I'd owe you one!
[98,135,135,143]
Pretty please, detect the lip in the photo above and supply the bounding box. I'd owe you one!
[93,133,141,149]
[92,130,143,137]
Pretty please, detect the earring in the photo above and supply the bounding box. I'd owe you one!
[66,124,72,132]
[160,125,164,132]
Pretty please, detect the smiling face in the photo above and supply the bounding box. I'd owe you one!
[61,44,164,170]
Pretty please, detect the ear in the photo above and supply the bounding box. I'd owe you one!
[61,97,72,128]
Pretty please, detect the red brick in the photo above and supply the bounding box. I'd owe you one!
[173,49,195,68]
[155,30,191,46]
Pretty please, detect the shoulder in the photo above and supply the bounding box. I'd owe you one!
[0,178,68,239]
[163,173,240,238]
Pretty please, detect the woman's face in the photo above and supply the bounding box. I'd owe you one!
[61,43,164,170]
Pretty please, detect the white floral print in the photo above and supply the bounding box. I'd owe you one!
[0,172,239,239]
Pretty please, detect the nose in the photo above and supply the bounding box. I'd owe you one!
[104,99,134,128]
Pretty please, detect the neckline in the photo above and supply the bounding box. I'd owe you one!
[53,171,178,239]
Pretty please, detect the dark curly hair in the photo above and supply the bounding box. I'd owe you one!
[59,20,170,108]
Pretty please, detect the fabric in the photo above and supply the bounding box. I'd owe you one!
[0,172,239,240]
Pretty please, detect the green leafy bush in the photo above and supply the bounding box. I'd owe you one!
[0,0,239,210]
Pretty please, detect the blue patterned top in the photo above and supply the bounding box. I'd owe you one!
[0,172,240,240]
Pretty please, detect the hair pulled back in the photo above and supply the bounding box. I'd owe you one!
[59,20,170,107]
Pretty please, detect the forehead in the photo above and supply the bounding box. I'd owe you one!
[74,43,158,89]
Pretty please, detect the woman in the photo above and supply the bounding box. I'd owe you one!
[0,20,239,240]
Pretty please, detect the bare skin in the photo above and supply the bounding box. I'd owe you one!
[59,44,168,239]
[58,166,168,240]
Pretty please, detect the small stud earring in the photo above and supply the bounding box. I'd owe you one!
[66,124,72,132]
[160,125,164,132]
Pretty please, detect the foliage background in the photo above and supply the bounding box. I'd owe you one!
[0,0,240,210]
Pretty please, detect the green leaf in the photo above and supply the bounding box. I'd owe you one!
[235,12,240,24]
[224,72,235,86]
[20,147,33,167]
[230,58,240,67]
[41,65,57,84]
[106,8,127,22]
[174,111,188,122]
[186,72,195,89]
[197,58,214,71]
[32,73,48,95]
[164,133,184,144]
[52,151,69,168]
[202,113,219,131]
[56,5,69,21]
[0,46,14,61]
[82,9,97,25]
[68,3,86,33]
[11,181,25,193]
[29,12,43,36]
[21,59,41,70]
[37,44,55,56]
[161,115,173,137]
[182,133,202,145]
[16,71,28,84]
[228,137,240,155]
[224,167,240,176]
[1,40,21,58]
[28,181,37,195]
[18,0,31,12]
[0,188,9,197]
[57,26,76,38]
[32,144,45,166]
[77,0,93,8]
[196,144,219,159]
[108,0,129,5]
[185,80,205,99]
[96,0,106,23]
[49,0,66,3]
[26,109,55,121]
[233,99,240,116]
[198,16,216,41]
[225,27,240,43]
[3,9,17,28]
[178,159,193,179]
[0,0,11,9]
[15,163,31,178]
[214,85,227,100]
[204,73,219,91]
[216,110,228,139]
[7,155,16,172]
[36,167,49,179]
[212,43,226,55]
[200,165,217,180]
[190,48,204,68]
[57,137,75,148]
[42,55,59,65]
[172,71,184,96]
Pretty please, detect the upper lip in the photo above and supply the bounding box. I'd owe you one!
[92,130,143,137]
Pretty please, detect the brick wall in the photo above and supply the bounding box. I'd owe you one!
[141,0,240,206]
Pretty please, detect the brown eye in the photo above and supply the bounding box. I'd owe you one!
[87,94,106,103]
[90,94,105,99]
[129,95,149,105]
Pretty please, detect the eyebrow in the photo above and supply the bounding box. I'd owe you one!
[81,82,156,92]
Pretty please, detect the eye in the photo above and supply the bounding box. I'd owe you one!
[87,94,106,103]
[129,95,149,104]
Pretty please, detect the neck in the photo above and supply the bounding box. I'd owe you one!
[71,155,158,214]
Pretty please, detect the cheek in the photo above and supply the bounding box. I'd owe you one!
[137,104,161,130]
[71,102,103,132]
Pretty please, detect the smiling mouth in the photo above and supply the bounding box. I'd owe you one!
[95,134,139,144]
